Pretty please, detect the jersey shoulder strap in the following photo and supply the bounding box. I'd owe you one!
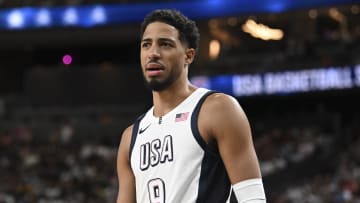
[191,90,220,155]
[129,113,145,160]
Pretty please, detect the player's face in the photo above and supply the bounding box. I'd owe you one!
[140,21,189,91]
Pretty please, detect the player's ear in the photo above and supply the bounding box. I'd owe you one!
[184,48,195,66]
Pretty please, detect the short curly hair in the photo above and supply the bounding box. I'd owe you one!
[140,9,200,51]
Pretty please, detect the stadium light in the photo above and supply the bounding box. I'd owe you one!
[209,40,221,60]
[36,8,52,27]
[62,54,73,65]
[7,10,25,29]
[63,7,78,25]
[242,19,284,41]
[91,6,107,25]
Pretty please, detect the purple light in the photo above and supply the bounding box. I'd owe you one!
[62,54,72,65]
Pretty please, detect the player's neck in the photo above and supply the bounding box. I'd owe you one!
[152,82,196,117]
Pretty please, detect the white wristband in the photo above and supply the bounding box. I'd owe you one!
[232,178,266,203]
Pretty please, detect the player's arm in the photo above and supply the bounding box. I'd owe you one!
[200,93,266,202]
[116,125,136,203]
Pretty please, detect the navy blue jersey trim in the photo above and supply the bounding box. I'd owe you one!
[129,114,145,160]
[230,190,238,202]
[191,90,219,157]
[191,90,232,203]
[196,153,232,203]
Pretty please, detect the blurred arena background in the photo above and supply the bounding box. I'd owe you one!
[0,0,360,202]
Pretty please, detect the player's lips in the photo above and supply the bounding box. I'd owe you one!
[145,62,165,76]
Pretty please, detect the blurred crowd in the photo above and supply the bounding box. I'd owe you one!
[0,0,359,202]
[0,116,119,202]
[202,12,360,76]
[0,101,359,203]
[274,125,360,203]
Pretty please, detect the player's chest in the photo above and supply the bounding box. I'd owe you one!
[133,122,201,172]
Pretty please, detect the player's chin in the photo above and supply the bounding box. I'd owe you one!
[146,79,169,91]
[148,77,165,86]
[146,75,160,82]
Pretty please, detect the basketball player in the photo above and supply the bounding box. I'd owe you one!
[117,9,266,203]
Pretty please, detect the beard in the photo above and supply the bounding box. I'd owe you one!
[143,68,180,91]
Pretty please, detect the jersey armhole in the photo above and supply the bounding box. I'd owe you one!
[191,90,220,157]
[129,114,145,161]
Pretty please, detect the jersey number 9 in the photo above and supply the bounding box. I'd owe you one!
[148,178,166,203]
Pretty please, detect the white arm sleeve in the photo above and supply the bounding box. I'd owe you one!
[232,178,266,203]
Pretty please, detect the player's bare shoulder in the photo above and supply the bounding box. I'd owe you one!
[117,124,137,203]
[201,92,242,119]
[199,92,249,140]
[118,125,135,156]
[122,125,134,140]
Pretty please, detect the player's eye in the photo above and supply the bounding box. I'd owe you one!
[141,42,151,48]
[160,42,173,47]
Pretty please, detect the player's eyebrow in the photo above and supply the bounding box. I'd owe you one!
[141,37,176,43]
[141,38,152,43]
[158,38,176,44]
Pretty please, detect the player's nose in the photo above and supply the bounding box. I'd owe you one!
[148,46,161,60]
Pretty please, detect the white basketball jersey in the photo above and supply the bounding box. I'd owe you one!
[129,88,233,203]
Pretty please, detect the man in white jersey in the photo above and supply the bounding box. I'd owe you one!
[117,9,266,203]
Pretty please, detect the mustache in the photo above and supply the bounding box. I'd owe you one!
[146,61,164,68]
